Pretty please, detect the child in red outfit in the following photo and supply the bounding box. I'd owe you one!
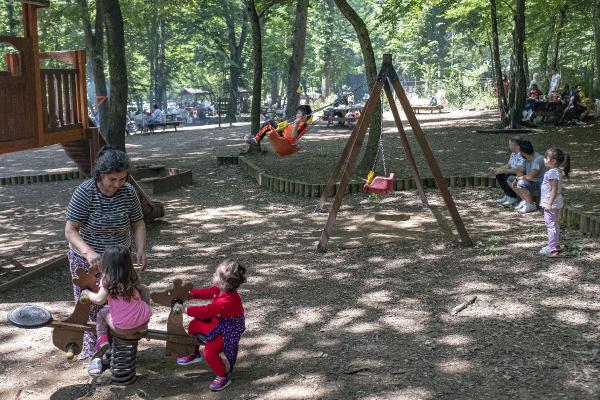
[177,259,246,392]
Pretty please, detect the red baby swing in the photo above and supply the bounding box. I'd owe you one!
[267,115,315,157]
[363,122,395,194]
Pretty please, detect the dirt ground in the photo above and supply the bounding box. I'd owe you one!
[1,111,600,400]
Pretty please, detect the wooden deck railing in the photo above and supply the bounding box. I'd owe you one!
[40,68,82,131]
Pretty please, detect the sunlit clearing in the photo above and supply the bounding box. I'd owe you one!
[358,387,433,400]
[437,334,473,346]
[358,290,393,306]
[262,382,331,400]
[379,310,429,334]
[437,359,472,374]
[244,334,290,356]
[323,308,366,330]
[554,310,590,325]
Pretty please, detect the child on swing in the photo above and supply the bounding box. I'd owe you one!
[80,246,152,376]
[539,147,570,257]
[177,259,247,392]
[245,104,312,146]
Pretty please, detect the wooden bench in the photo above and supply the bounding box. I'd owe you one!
[141,121,181,134]
[412,105,444,114]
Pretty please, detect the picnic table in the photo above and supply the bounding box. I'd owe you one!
[412,104,444,114]
[531,100,565,122]
[324,105,362,127]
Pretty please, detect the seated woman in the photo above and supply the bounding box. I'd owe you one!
[491,137,524,206]
[345,110,356,127]
[245,105,312,146]
[522,84,543,121]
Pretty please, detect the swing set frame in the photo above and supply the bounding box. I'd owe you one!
[316,54,472,252]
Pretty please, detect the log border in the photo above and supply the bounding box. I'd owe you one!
[217,154,600,238]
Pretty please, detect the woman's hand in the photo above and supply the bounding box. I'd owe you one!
[136,251,147,271]
[84,250,102,269]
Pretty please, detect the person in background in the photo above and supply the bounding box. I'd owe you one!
[548,68,561,96]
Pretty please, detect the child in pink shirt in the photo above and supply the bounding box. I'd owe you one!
[81,246,152,374]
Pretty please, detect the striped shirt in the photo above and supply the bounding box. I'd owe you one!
[66,179,143,256]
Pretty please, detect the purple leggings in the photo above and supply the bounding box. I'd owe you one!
[67,249,101,357]
[544,209,560,252]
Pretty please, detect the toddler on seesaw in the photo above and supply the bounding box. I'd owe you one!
[177,259,247,392]
[81,245,152,376]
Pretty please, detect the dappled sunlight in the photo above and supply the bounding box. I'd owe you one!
[554,310,591,325]
[437,358,473,374]
[244,333,291,356]
[261,380,332,400]
[437,334,473,346]
[379,308,429,334]
[565,366,600,396]
[358,387,433,400]
[322,308,366,331]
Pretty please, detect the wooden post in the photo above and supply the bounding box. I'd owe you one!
[388,62,472,246]
[316,96,374,211]
[317,79,385,252]
[383,80,428,207]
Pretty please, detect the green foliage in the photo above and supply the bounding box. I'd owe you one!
[473,235,500,255]
[568,241,585,257]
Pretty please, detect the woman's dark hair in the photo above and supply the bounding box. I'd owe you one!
[296,105,312,116]
[93,146,130,181]
[213,259,246,292]
[101,246,140,301]
[545,147,571,178]
[509,137,522,146]
[519,140,534,155]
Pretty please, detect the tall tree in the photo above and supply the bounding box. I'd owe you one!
[490,0,507,123]
[7,0,17,35]
[77,0,109,138]
[223,0,249,122]
[594,0,600,96]
[550,3,568,70]
[333,0,381,170]
[101,0,128,151]
[284,0,309,118]
[246,0,262,134]
[320,0,335,98]
[507,0,527,128]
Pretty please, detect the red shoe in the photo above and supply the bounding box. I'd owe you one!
[176,353,203,366]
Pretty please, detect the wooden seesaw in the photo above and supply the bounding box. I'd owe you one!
[7,266,200,384]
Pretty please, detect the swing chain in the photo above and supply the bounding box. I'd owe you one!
[370,98,386,177]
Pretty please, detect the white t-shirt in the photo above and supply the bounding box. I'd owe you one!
[548,73,561,94]
[540,168,563,209]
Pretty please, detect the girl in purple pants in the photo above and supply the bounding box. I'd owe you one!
[539,147,571,257]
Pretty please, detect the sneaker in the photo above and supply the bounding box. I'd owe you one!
[87,357,103,377]
[209,375,231,392]
[539,246,559,257]
[575,120,586,126]
[520,202,538,213]
[244,134,257,145]
[496,195,508,204]
[177,353,203,366]
[92,335,110,358]
[514,200,526,210]
[502,197,520,206]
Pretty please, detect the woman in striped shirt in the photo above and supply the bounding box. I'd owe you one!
[64,146,147,359]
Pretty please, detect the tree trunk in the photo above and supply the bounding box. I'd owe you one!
[101,0,128,151]
[269,71,278,107]
[7,0,18,35]
[594,0,600,96]
[156,20,167,108]
[224,0,249,123]
[490,0,507,123]
[321,0,335,99]
[538,16,555,87]
[149,0,159,105]
[508,0,526,129]
[333,0,381,171]
[246,0,262,135]
[78,0,109,138]
[551,3,568,70]
[284,0,309,119]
